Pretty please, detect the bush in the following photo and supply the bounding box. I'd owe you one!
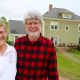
[55,46,58,51]
[75,50,80,54]
[77,45,80,51]
[67,48,72,52]
[67,48,75,53]
[6,41,14,46]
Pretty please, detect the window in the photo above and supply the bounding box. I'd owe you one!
[79,24,80,32]
[55,37,58,45]
[63,14,71,19]
[9,35,11,41]
[79,37,80,44]
[51,22,58,30]
[15,36,18,40]
[55,22,58,30]
[51,22,54,29]
[68,14,71,18]
[64,14,67,18]
[65,26,69,31]
[51,36,58,45]
[11,35,14,41]
[51,37,53,41]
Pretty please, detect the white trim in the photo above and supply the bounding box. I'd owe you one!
[63,14,67,18]
[78,36,80,44]
[43,17,80,22]
[9,34,26,43]
[78,24,80,32]
[43,21,44,36]
[50,21,59,31]
[50,35,59,45]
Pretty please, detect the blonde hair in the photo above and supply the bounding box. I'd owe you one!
[0,20,7,32]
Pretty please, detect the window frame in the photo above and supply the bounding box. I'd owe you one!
[64,14,67,18]
[15,36,19,41]
[68,14,71,18]
[65,26,69,31]
[78,36,80,44]
[51,36,53,42]
[51,22,54,30]
[78,24,80,32]
[50,35,59,45]
[50,22,58,30]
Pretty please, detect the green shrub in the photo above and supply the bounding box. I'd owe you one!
[77,45,80,51]
[71,49,75,53]
[75,50,80,54]
[6,41,14,46]
[67,48,72,52]
[55,46,58,51]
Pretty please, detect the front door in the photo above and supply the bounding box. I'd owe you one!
[51,36,58,45]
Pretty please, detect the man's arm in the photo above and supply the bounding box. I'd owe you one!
[48,44,59,80]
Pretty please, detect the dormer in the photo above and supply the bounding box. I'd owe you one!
[58,11,74,19]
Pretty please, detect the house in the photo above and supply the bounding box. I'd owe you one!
[42,4,80,45]
[8,20,26,43]
[8,4,80,45]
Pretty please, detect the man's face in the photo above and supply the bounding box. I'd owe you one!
[0,26,7,47]
[25,18,42,37]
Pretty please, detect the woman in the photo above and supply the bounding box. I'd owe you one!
[0,20,17,80]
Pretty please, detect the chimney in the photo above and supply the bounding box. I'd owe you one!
[49,4,53,10]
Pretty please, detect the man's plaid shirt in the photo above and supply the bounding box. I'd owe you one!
[14,34,59,80]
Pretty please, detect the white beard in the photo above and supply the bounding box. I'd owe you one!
[27,28,41,37]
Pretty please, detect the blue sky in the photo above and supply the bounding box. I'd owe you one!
[0,0,80,21]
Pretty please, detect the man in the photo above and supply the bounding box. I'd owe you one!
[14,10,59,80]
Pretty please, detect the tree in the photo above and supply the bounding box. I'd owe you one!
[0,16,8,29]
[0,16,9,41]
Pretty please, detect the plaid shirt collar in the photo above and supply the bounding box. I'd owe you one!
[23,33,43,44]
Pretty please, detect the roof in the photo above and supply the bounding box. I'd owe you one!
[9,20,27,34]
[43,8,80,21]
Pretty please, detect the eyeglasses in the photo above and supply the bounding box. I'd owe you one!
[0,31,6,35]
[26,22,41,26]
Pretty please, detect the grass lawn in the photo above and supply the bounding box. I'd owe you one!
[75,53,80,60]
[57,53,80,80]
[67,51,80,60]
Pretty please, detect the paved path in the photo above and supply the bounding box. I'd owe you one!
[57,47,80,80]
[59,75,69,80]
[57,47,80,63]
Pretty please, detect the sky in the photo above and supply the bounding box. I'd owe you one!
[0,0,80,21]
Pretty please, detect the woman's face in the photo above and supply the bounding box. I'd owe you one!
[0,26,7,47]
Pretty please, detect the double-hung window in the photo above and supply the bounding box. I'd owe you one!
[51,22,58,30]
[55,22,58,30]
[51,22,54,30]
[79,37,80,44]
[79,24,80,32]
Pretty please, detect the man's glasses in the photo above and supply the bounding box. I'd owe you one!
[26,22,41,26]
